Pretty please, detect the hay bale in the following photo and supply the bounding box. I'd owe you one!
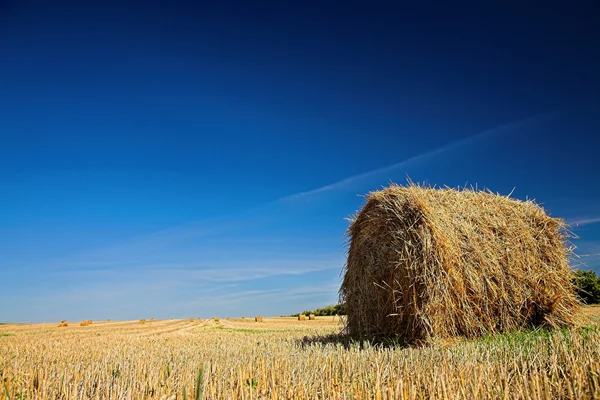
[297,315,306,321]
[255,316,263,322]
[139,319,147,324]
[341,184,578,343]
[309,314,316,320]
[80,320,92,326]
[58,320,68,328]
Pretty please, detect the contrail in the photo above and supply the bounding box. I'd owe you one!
[64,113,551,258]
[278,113,552,203]
[569,217,600,227]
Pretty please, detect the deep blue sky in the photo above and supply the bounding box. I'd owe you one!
[1,1,599,322]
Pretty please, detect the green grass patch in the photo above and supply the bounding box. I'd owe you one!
[0,333,15,337]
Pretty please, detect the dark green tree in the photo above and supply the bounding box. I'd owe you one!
[573,269,600,304]
[290,303,346,317]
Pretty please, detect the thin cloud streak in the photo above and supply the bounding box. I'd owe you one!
[44,258,343,283]
[33,114,548,272]
[187,283,340,307]
[278,113,552,202]
[570,217,600,226]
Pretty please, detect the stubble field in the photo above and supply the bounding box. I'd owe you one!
[1,308,600,399]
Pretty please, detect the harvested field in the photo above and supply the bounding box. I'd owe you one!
[1,309,599,399]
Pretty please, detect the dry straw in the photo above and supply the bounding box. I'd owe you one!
[255,316,263,322]
[298,315,306,321]
[57,320,68,328]
[79,320,92,327]
[309,314,316,320]
[340,183,579,343]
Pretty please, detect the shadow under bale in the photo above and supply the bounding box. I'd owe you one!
[298,332,414,350]
[340,183,579,344]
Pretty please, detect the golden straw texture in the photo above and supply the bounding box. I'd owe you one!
[341,183,579,343]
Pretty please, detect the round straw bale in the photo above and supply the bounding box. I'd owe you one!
[309,314,316,320]
[255,316,263,322]
[297,315,306,321]
[340,183,579,343]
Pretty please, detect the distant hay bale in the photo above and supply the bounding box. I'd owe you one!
[213,317,220,322]
[309,314,316,320]
[150,317,155,322]
[80,320,92,327]
[297,315,306,321]
[139,319,147,324]
[106,319,110,322]
[341,183,579,344]
[58,320,68,327]
[255,316,263,322]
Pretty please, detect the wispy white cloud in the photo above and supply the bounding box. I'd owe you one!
[278,113,552,202]
[186,283,341,307]
[569,217,600,226]
[50,258,343,284]
[579,253,600,258]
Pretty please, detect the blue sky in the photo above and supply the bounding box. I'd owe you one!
[1,1,599,322]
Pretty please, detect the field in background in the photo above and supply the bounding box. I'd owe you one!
[1,308,600,399]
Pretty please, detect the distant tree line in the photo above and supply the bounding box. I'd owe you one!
[290,303,346,317]
[574,269,600,304]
